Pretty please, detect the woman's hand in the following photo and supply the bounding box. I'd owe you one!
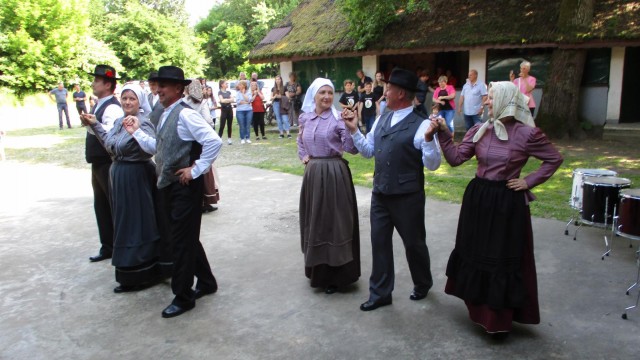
[302,155,310,165]
[123,115,140,134]
[80,113,97,126]
[507,178,529,191]
[424,119,439,142]
[342,108,358,134]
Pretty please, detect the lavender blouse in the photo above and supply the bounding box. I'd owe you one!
[297,109,358,159]
[437,120,563,202]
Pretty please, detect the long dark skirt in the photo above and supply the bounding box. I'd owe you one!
[444,177,540,333]
[300,157,360,289]
[110,161,166,286]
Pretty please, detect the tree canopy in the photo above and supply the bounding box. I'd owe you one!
[195,0,301,79]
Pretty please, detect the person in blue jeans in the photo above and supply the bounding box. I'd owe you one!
[458,69,488,131]
[272,75,291,139]
[235,80,254,144]
[433,75,456,133]
[48,82,71,129]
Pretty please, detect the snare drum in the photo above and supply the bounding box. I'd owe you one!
[617,189,640,240]
[581,176,631,225]
[570,169,617,209]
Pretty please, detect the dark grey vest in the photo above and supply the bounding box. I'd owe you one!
[372,110,425,195]
[148,101,165,128]
[155,102,198,189]
[85,96,121,164]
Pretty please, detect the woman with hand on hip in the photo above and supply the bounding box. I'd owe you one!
[297,78,360,294]
[435,81,562,336]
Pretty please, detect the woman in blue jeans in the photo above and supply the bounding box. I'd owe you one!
[272,75,291,138]
[235,80,253,144]
[433,75,456,134]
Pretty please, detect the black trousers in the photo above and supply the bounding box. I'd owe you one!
[218,107,233,138]
[368,191,433,302]
[157,176,216,308]
[91,162,114,256]
[252,112,265,137]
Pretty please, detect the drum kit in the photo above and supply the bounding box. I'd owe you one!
[566,168,640,319]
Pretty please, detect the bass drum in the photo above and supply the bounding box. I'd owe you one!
[581,176,631,225]
[570,168,617,210]
[617,189,640,240]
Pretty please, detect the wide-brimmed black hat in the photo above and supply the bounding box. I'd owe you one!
[147,71,158,81]
[387,68,419,92]
[149,66,191,85]
[87,64,120,80]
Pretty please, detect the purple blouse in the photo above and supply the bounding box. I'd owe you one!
[437,121,563,202]
[297,109,358,159]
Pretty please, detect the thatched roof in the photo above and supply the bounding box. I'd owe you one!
[249,0,640,63]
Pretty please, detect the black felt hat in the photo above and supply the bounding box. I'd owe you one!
[149,66,191,85]
[387,67,419,92]
[87,64,120,80]
[147,71,158,81]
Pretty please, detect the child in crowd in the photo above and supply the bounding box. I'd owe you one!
[358,80,380,134]
[339,79,358,111]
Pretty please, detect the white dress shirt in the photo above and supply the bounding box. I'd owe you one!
[351,105,441,170]
[86,95,124,135]
[132,99,222,179]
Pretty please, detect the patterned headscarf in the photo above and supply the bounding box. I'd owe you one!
[185,79,203,102]
[472,81,535,143]
[301,78,339,119]
[121,83,152,115]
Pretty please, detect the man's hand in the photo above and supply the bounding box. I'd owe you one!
[424,119,439,142]
[342,108,358,134]
[175,166,194,186]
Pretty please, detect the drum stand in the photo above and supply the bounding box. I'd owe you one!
[622,249,640,319]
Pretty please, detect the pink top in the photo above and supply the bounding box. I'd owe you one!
[297,109,358,159]
[432,85,456,110]
[437,121,563,202]
[513,76,537,108]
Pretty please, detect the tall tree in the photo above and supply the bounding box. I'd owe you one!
[536,0,595,139]
[0,0,90,97]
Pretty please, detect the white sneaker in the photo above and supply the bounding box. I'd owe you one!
[241,139,245,144]
[227,139,232,145]
[246,139,252,144]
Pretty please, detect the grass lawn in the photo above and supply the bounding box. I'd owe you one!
[4,124,639,221]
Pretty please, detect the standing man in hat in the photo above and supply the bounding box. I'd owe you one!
[126,66,222,318]
[343,68,441,311]
[82,65,123,262]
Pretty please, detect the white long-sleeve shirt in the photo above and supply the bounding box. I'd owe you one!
[86,95,124,135]
[351,105,441,170]
[132,100,222,179]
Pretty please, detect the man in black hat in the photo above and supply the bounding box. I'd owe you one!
[126,65,222,318]
[82,65,124,262]
[343,67,441,311]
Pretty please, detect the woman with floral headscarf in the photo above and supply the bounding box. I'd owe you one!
[297,78,360,294]
[434,81,563,336]
[80,84,166,293]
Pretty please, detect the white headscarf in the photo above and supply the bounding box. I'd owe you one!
[121,83,152,115]
[472,81,535,143]
[301,77,339,119]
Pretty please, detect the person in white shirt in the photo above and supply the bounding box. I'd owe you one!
[343,68,441,312]
[124,66,222,319]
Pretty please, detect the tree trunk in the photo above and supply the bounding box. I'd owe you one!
[536,0,595,139]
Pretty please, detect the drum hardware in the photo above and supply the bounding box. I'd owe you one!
[621,250,640,320]
[615,189,640,319]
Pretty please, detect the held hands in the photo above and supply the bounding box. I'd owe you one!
[342,108,358,134]
[123,115,140,134]
[507,178,529,191]
[423,119,440,142]
[80,113,97,126]
[175,166,194,185]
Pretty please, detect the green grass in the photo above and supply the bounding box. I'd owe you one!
[4,124,640,221]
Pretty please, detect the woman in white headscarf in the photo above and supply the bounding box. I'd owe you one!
[80,84,166,292]
[433,81,563,336]
[297,77,360,294]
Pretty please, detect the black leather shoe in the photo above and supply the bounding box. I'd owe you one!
[325,286,338,294]
[409,290,428,301]
[360,296,392,311]
[114,285,136,293]
[194,287,217,299]
[161,303,194,318]
[89,253,111,262]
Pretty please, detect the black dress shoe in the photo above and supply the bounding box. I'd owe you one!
[161,303,194,318]
[194,287,217,299]
[409,290,428,301]
[360,296,392,311]
[325,286,338,294]
[114,285,136,293]
[89,253,111,262]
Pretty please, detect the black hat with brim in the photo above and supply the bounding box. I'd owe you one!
[87,64,120,80]
[387,67,419,92]
[149,66,191,85]
[147,71,158,81]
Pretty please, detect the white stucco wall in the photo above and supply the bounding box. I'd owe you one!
[280,61,293,80]
[362,55,378,79]
[606,47,625,124]
[469,49,487,85]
